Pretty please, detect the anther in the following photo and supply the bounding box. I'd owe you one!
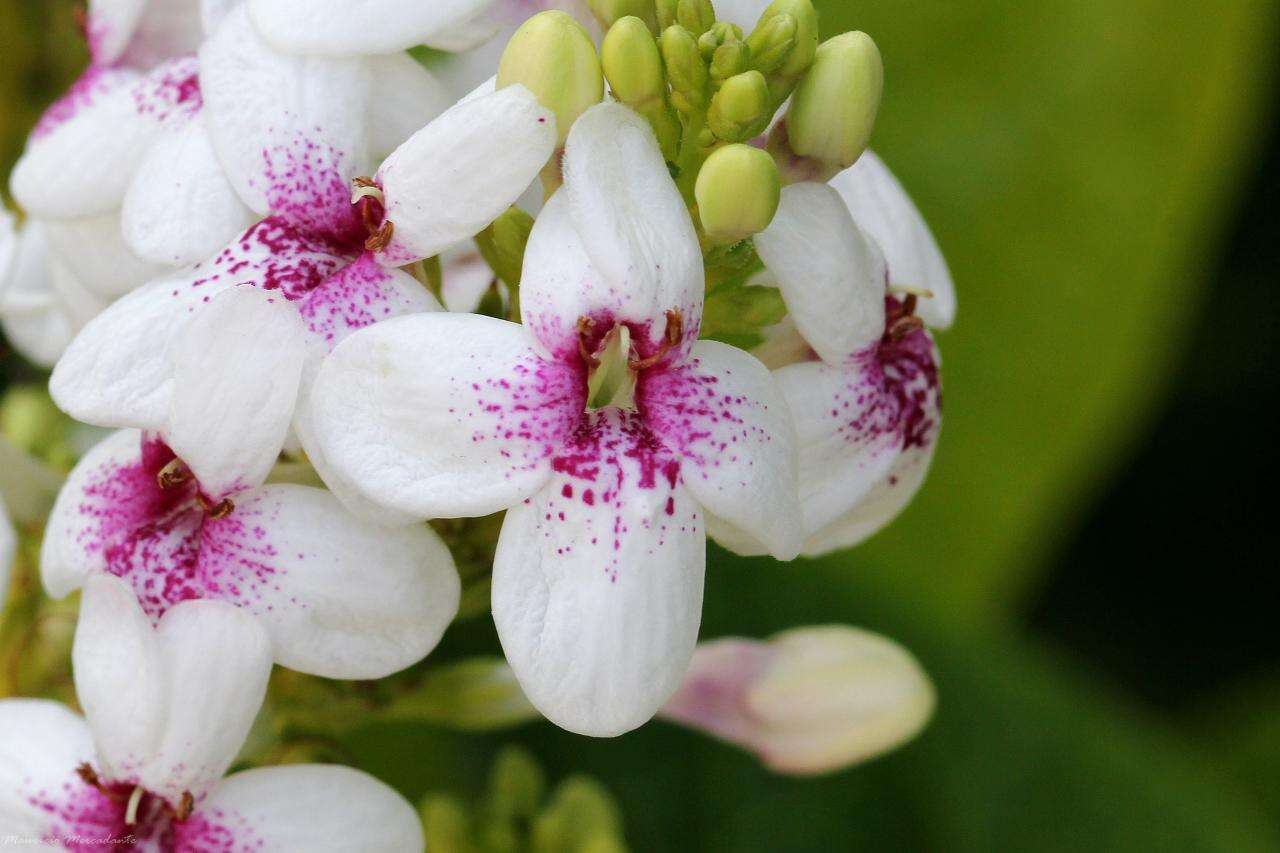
[73,4,88,40]
[156,459,192,490]
[364,220,394,253]
[76,762,102,790]
[197,494,235,519]
[887,315,925,342]
[174,791,195,822]
[629,310,684,371]
[577,317,600,367]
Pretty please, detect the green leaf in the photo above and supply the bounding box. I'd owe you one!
[699,284,787,349]
[806,0,1280,626]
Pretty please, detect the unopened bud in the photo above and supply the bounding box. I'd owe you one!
[498,11,604,145]
[382,657,539,730]
[787,31,883,172]
[655,0,677,29]
[698,21,744,60]
[696,144,781,242]
[660,25,709,114]
[603,17,682,159]
[661,626,935,775]
[675,0,715,36]
[747,0,818,101]
[707,69,771,142]
[588,0,657,32]
[709,39,751,83]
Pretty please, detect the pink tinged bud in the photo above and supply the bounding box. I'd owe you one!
[661,626,935,775]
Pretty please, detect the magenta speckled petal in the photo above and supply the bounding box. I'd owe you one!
[0,700,96,840]
[311,312,583,519]
[492,409,706,737]
[641,340,803,561]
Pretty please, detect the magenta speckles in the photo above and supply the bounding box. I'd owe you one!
[298,254,415,348]
[190,217,348,301]
[132,57,203,125]
[840,297,942,453]
[73,435,286,623]
[31,67,129,139]
[30,771,258,852]
[256,132,367,250]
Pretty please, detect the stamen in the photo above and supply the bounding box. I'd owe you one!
[73,4,88,40]
[577,317,600,367]
[364,220,394,253]
[156,459,192,490]
[888,315,925,342]
[76,762,102,790]
[350,176,384,205]
[125,785,145,826]
[197,494,235,519]
[174,791,195,822]
[629,310,684,371]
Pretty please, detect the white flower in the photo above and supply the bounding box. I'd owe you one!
[0,574,422,851]
[0,492,13,611]
[309,103,802,737]
[41,415,460,679]
[660,625,935,775]
[747,161,952,556]
[48,7,557,525]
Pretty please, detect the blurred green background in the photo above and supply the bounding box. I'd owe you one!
[4,0,1280,849]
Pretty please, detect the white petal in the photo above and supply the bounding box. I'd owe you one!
[87,0,148,64]
[247,0,497,56]
[119,0,205,68]
[709,0,772,32]
[50,221,346,430]
[755,182,887,364]
[202,0,238,33]
[9,68,154,219]
[832,151,956,329]
[167,286,307,500]
[441,243,499,313]
[196,765,423,852]
[72,574,166,786]
[493,410,705,737]
[0,700,95,839]
[40,429,147,599]
[0,493,14,601]
[0,221,80,368]
[76,574,272,802]
[141,595,273,801]
[201,5,372,241]
[375,84,555,265]
[367,53,453,161]
[560,103,703,352]
[209,485,460,678]
[122,114,257,268]
[640,340,803,560]
[312,312,581,519]
[42,211,169,299]
[774,360,902,538]
[803,440,938,557]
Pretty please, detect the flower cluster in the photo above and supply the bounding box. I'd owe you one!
[2,0,954,847]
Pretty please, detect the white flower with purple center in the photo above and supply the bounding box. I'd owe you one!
[308,103,802,737]
[749,173,950,556]
[0,575,422,851]
[41,378,460,680]
[48,7,556,524]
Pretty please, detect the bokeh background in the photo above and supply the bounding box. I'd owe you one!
[4,1,1279,849]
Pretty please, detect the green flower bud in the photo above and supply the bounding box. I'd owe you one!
[532,778,625,853]
[603,17,666,111]
[660,24,709,114]
[675,0,715,36]
[588,0,657,32]
[745,12,796,75]
[709,39,750,83]
[747,0,818,101]
[787,31,884,172]
[696,143,781,242]
[706,69,771,142]
[488,747,547,824]
[655,0,677,29]
[697,21,744,60]
[602,17,682,159]
[382,657,539,731]
[498,11,604,145]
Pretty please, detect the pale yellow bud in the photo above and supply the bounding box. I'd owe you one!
[695,143,781,242]
[498,11,605,145]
